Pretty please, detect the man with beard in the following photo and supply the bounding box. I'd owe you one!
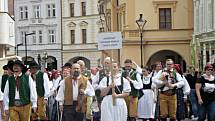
[122,59,143,121]
[3,60,37,121]
[56,63,95,121]
[29,61,50,121]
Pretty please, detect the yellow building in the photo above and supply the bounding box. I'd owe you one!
[99,0,193,70]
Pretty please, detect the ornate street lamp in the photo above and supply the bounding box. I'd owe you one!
[136,14,147,68]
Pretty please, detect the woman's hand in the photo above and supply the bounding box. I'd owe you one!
[198,98,203,105]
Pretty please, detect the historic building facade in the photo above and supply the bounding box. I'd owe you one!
[62,0,102,69]
[14,0,62,70]
[0,0,15,74]
[193,0,215,70]
[99,0,193,70]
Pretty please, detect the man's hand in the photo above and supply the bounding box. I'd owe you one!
[126,77,132,82]
[166,83,176,89]
[80,89,85,95]
[59,105,63,112]
[198,98,203,105]
[32,107,37,113]
[44,99,48,105]
[4,110,9,115]
[112,92,118,99]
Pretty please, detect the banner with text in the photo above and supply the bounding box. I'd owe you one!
[97,32,122,50]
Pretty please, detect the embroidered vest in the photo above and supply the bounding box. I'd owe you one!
[64,75,88,113]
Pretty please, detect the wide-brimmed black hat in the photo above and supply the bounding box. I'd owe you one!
[7,60,14,71]
[29,61,40,69]
[13,60,27,73]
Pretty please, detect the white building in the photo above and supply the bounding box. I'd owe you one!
[14,0,62,70]
[62,0,102,69]
[0,0,15,74]
[193,0,215,69]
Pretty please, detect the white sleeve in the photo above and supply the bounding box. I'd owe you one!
[3,81,9,110]
[84,81,95,97]
[92,72,100,90]
[175,73,185,88]
[98,77,108,89]
[29,76,38,108]
[56,80,65,106]
[182,76,191,95]
[43,73,50,99]
[130,73,143,89]
[136,66,142,74]
[122,77,131,93]
[152,71,165,87]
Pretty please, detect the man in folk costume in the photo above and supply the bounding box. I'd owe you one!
[77,60,93,121]
[122,59,143,121]
[56,63,95,121]
[29,61,50,121]
[3,60,37,121]
[154,59,184,121]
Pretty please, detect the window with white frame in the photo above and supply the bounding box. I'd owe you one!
[48,30,56,43]
[33,5,41,18]
[24,6,28,19]
[39,30,42,43]
[47,4,56,17]
[32,31,36,44]
[20,7,24,19]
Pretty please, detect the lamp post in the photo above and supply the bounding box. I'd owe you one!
[136,14,147,68]
[16,43,23,56]
[24,32,35,65]
[44,52,48,69]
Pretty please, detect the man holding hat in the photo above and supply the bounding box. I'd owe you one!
[3,60,37,121]
[29,61,50,121]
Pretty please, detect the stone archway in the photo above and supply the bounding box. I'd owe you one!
[146,50,187,72]
[68,56,91,69]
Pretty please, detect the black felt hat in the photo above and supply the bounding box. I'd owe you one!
[6,60,14,71]
[29,61,40,69]
[13,60,27,73]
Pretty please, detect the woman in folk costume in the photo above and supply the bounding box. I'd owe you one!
[173,64,190,121]
[99,62,131,121]
[137,67,156,121]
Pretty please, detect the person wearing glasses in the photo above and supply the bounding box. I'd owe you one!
[196,64,215,121]
[154,59,184,121]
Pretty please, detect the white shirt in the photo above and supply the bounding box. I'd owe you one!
[49,76,62,96]
[98,73,131,93]
[0,76,3,100]
[153,69,184,91]
[128,70,143,90]
[3,73,38,110]
[31,71,50,100]
[56,76,95,106]
[92,71,101,90]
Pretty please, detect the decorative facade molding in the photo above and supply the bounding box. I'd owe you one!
[152,0,178,12]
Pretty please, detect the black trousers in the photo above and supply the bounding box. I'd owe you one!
[63,103,84,121]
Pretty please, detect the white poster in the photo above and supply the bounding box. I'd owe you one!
[97,32,122,50]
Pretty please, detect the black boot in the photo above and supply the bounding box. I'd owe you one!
[160,118,167,121]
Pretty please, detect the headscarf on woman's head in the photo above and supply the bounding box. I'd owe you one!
[174,64,183,75]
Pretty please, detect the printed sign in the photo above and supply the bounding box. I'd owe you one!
[97,32,122,50]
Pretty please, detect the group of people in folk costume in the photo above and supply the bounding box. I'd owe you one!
[0,56,215,121]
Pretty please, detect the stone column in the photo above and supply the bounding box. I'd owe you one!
[209,43,212,62]
[203,43,207,66]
